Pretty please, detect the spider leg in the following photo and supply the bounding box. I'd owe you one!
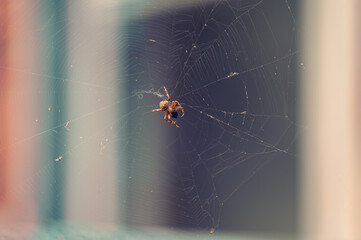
[165,111,180,128]
[172,100,182,107]
[152,108,164,112]
[174,106,184,117]
[172,101,184,117]
[164,86,171,105]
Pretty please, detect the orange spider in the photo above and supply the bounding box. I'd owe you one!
[152,86,184,128]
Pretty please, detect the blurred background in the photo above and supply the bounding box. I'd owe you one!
[0,0,360,239]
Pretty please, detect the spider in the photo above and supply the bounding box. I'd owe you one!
[152,86,184,128]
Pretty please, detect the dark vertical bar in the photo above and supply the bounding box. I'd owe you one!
[38,0,68,224]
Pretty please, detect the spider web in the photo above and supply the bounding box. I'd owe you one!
[0,0,300,236]
[127,0,299,234]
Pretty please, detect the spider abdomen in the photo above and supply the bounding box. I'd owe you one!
[171,111,178,119]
